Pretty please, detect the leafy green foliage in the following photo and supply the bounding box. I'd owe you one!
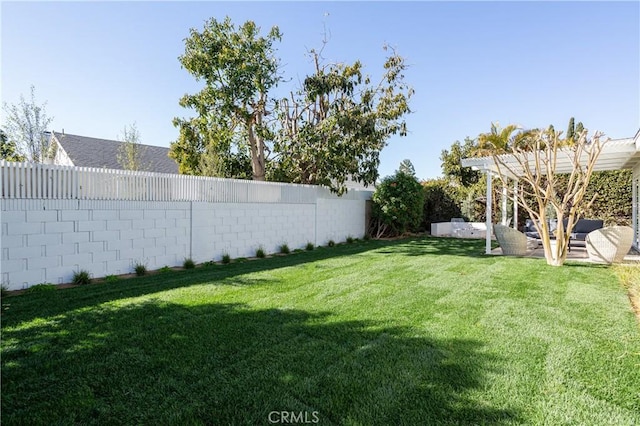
[0,284,8,298]
[371,169,424,237]
[346,236,355,244]
[72,270,91,286]
[221,253,231,264]
[440,136,481,186]
[422,178,464,229]
[256,247,266,258]
[170,17,281,180]
[183,258,196,269]
[105,275,119,283]
[327,240,335,247]
[0,129,26,162]
[159,266,173,273]
[272,46,413,194]
[305,242,314,251]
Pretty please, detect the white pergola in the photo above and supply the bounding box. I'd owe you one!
[461,130,640,255]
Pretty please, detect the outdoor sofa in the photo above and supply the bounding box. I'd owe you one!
[523,218,604,248]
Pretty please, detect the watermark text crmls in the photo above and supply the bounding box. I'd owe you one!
[268,411,320,424]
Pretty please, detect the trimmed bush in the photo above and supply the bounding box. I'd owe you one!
[371,170,424,238]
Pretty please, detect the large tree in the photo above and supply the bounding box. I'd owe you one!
[440,136,481,186]
[272,46,413,194]
[170,17,281,180]
[2,86,54,163]
[478,123,605,266]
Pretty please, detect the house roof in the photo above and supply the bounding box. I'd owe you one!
[461,130,640,177]
[52,132,179,174]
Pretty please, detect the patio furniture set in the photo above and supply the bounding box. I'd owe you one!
[493,219,634,264]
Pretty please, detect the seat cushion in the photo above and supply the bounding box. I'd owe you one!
[574,219,604,234]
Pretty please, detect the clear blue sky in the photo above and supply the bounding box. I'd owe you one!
[2,1,638,180]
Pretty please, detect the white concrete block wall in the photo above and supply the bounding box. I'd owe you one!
[1,192,370,290]
[316,198,366,245]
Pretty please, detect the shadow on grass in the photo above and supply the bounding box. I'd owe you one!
[1,301,519,425]
[2,238,487,326]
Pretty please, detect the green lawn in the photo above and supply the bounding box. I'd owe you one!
[2,238,639,425]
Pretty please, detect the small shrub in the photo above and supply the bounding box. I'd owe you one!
[183,258,196,269]
[159,265,172,273]
[25,283,56,294]
[134,263,147,277]
[256,247,266,258]
[346,236,355,244]
[327,240,335,247]
[221,253,231,264]
[279,244,290,254]
[306,242,314,251]
[105,275,119,283]
[72,270,91,285]
[1,284,8,298]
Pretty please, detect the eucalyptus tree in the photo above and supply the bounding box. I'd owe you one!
[272,46,413,194]
[170,17,281,180]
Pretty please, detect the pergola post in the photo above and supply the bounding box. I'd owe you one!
[485,171,492,255]
[633,167,639,249]
[513,180,519,230]
[501,181,508,225]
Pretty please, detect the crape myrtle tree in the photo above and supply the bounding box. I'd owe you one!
[272,45,413,194]
[477,123,605,266]
[170,17,281,180]
[2,85,54,163]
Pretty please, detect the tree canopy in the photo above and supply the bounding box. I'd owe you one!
[170,17,413,194]
[170,17,281,181]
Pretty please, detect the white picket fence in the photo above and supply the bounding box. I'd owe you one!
[0,161,367,203]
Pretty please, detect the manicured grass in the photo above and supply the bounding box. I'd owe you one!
[2,238,639,425]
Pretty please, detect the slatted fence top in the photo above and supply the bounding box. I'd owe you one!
[0,161,371,203]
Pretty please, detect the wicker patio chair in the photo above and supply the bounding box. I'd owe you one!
[494,224,532,256]
[585,226,634,264]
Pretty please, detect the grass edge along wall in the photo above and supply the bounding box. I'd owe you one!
[1,196,369,291]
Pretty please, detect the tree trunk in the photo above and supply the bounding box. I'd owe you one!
[247,121,266,181]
